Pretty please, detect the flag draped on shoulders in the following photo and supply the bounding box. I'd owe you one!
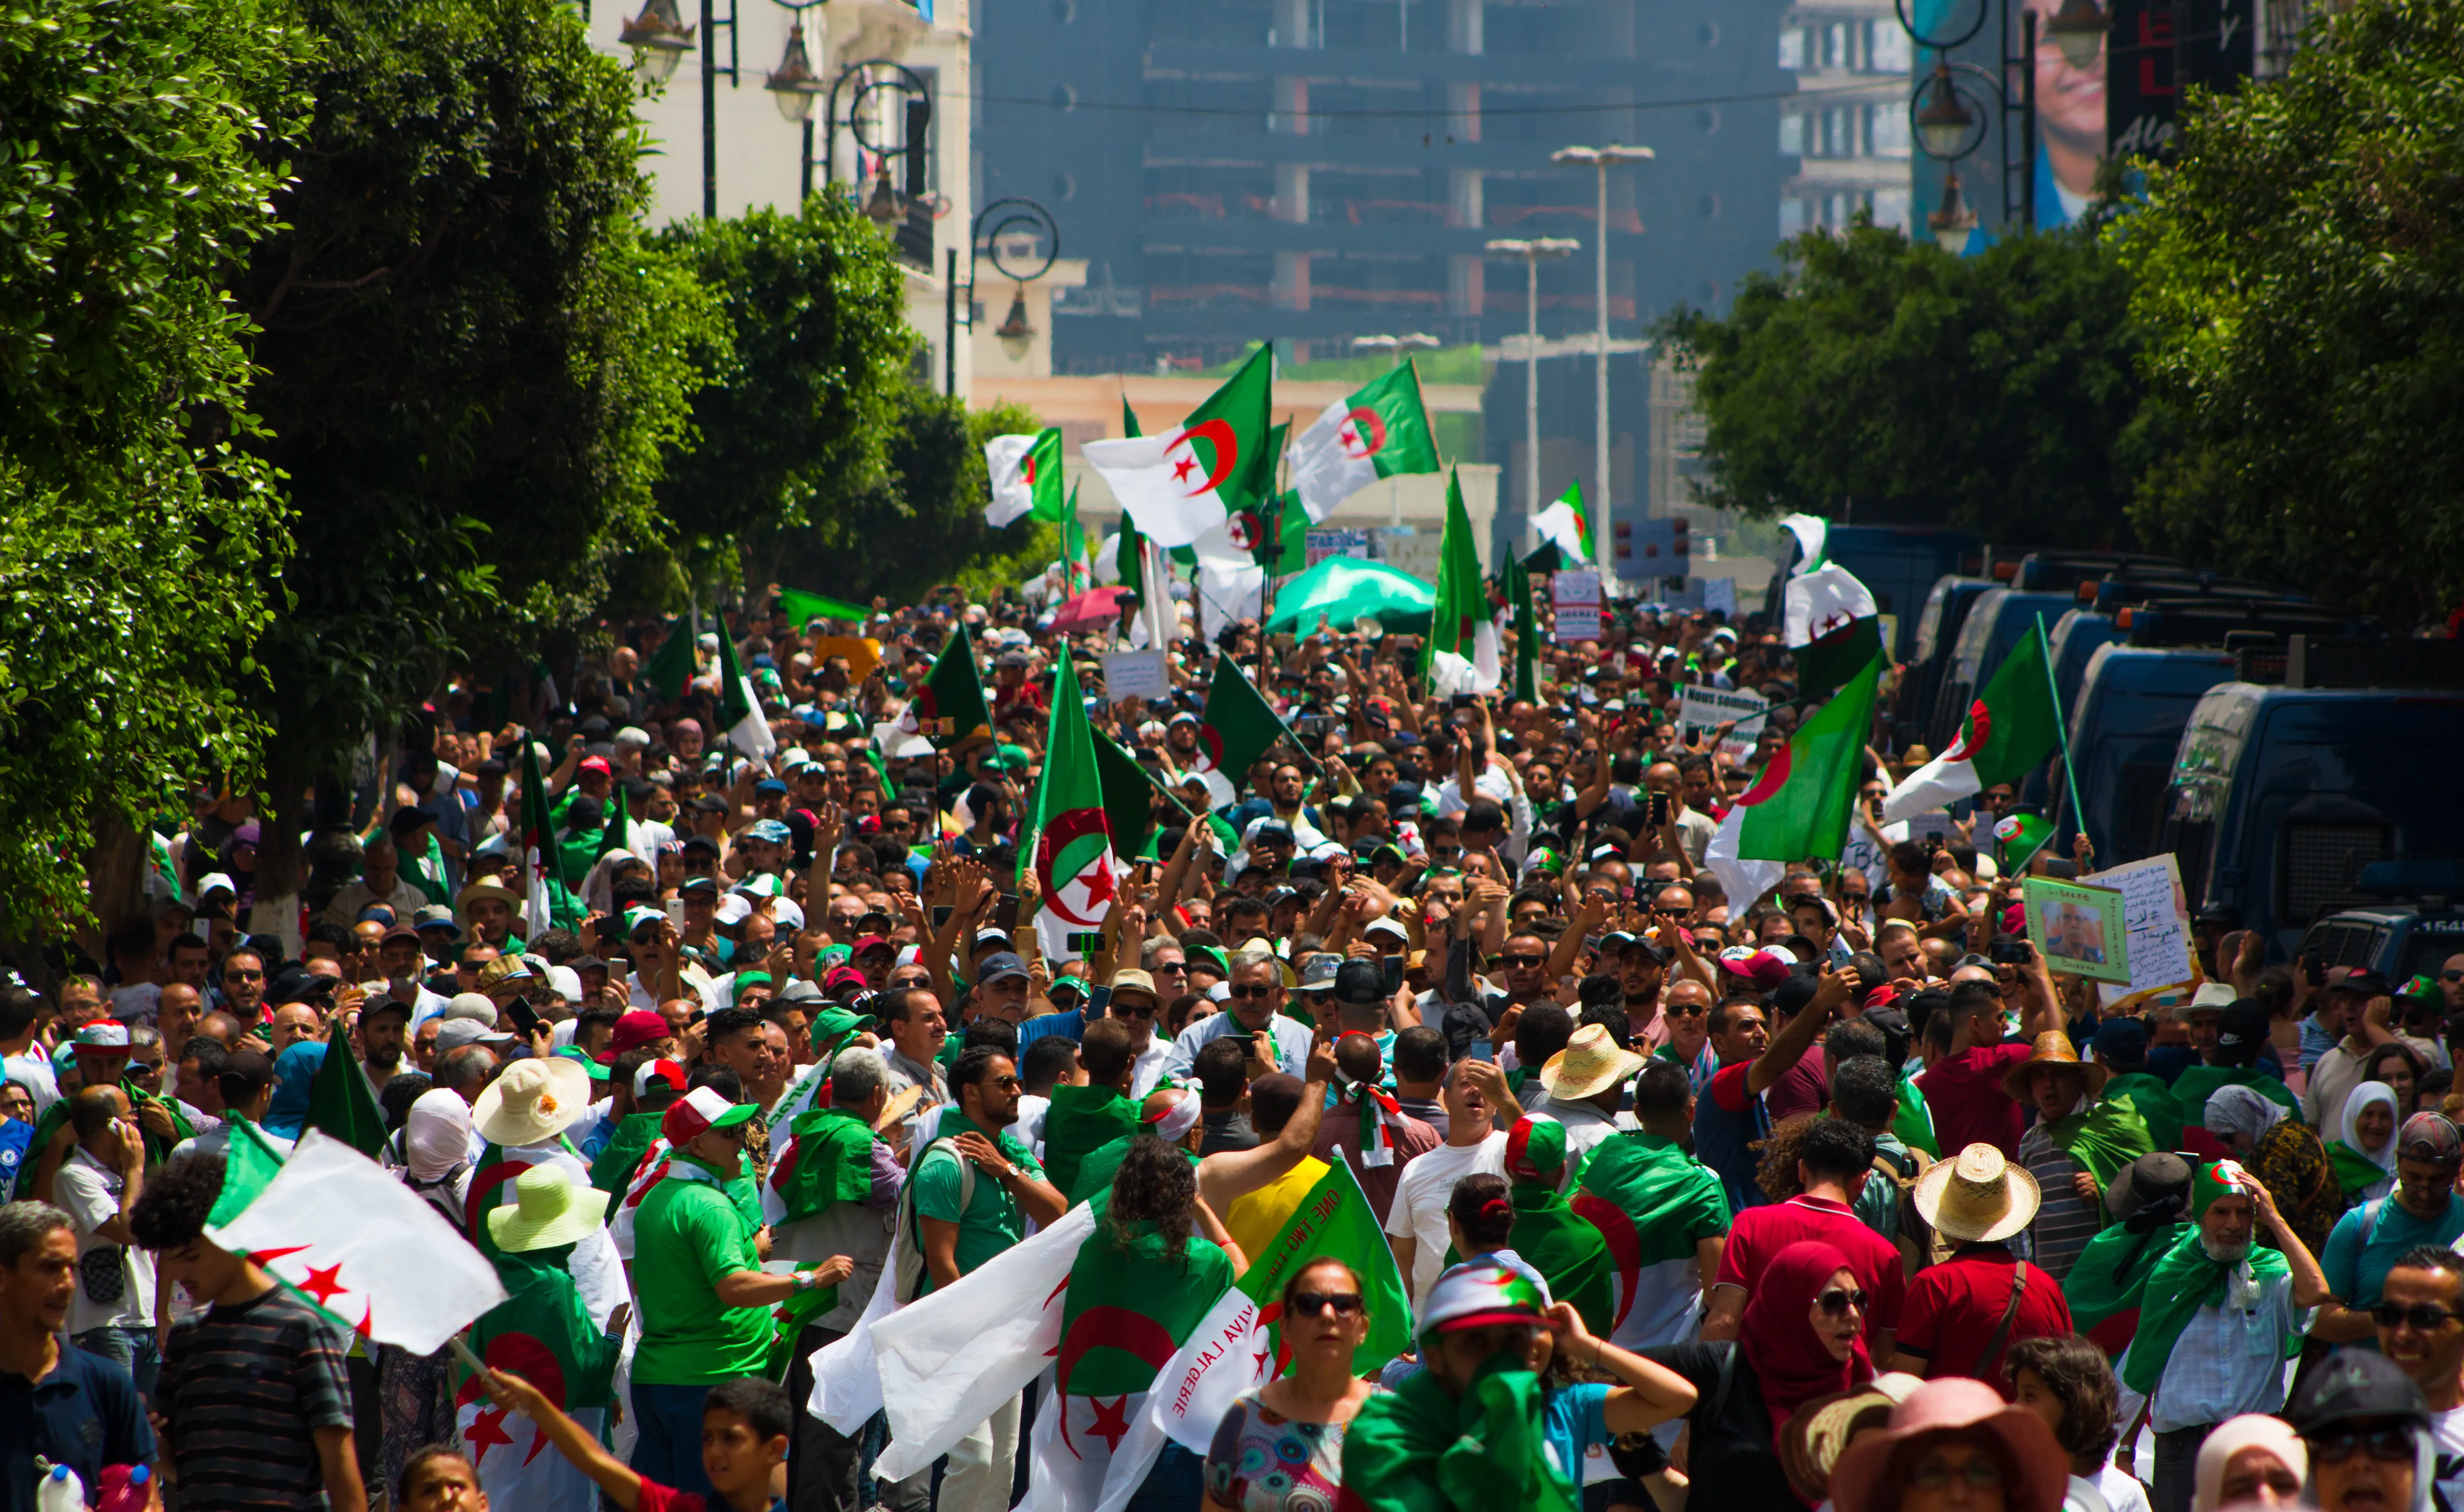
[1568,1132,1730,1347]
[2068,1218,2189,1356]
[1235,1156,1412,1377]
[1042,1085,1144,1201]
[764,1108,877,1227]
[1337,1364,1580,1512]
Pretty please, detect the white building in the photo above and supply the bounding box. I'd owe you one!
[1776,0,1914,237]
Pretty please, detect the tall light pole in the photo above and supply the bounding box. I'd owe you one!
[1485,238,1579,545]
[1550,145,1651,589]
[620,0,735,218]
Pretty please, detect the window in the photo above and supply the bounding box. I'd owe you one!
[1867,22,1912,72]
[1779,113,1804,154]
[1777,25,1804,66]
[1873,187,1911,232]
[1780,198,1808,237]
[1870,104,1912,158]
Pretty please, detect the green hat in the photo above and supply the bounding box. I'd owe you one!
[2192,1158,2260,1218]
[1993,813,2056,872]
[735,970,774,990]
[555,1046,611,1083]
[1190,944,1231,979]
[808,1005,876,1051]
[817,943,852,969]
[1524,846,1565,878]
[623,904,665,935]
[1502,1115,1567,1185]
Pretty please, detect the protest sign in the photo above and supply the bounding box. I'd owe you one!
[2086,854,2197,996]
[1101,649,1169,703]
[2022,877,2132,983]
[1553,569,1603,642]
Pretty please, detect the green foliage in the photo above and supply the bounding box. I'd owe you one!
[233,0,720,777]
[2116,0,2464,621]
[0,0,307,926]
[650,200,916,594]
[1656,220,2144,545]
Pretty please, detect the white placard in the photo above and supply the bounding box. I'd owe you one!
[1305,528,1372,568]
[1101,649,1170,703]
[1704,576,1738,617]
[2086,853,2196,995]
[1553,568,1603,642]
[1678,684,1769,734]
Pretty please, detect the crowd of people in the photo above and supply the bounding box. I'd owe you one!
[9,577,2464,1512]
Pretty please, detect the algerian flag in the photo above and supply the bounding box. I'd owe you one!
[1780,512,1829,573]
[1236,1155,1413,1376]
[1021,1221,1250,1512]
[1023,657,1120,963]
[1417,468,1498,693]
[1192,656,1291,799]
[596,778,631,862]
[1706,652,1884,897]
[1022,1287,1269,1512]
[1885,620,2063,821]
[1506,551,1540,703]
[1784,562,1885,705]
[519,740,579,935]
[207,1118,292,1229]
[1082,346,1274,548]
[208,1130,508,1353]
[1995,812,2056,872]
[1059,483,1092,595]
[456,1245,623,1512]
[1530,478,1594,566]
[643,618,697,702]
[716,626,777,760]
[1287,360,1442,522]
[466,1140,631,1323]
[871,1204,1102,1479]
[986,427,1066,527]
[776,587,871,628]
[1569,1131,1731,1349]
[302,1020,386,1158]
[1093,728,1160,864]
[901,621,992,749]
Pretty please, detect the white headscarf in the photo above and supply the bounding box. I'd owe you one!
[2193,1414,2307,1512]
[405,1088,474,1185]
[2338,1080,2403,1174]
[2203,1084,2288,1150]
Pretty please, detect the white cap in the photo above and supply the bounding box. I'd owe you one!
[716,895,753,926]
[196,872,237,899]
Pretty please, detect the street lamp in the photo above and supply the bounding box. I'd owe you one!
[818,59,933,208]
[619,0,695,84]
[1895,0,2048,231]
[763,12,824,124]
[2043,0,2107,70]
[1927,170,1979,252]
[1485,237,1579,542]
[1349,334,1441,366]
[956,197,1060,393]
[618,0,733,218]
[1914,60,1977,158]
[1551,143,1652,590]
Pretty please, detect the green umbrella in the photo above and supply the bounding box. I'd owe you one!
[1262,557,1436,635]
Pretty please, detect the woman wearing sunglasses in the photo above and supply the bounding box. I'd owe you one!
[1201,1257,1378,1512]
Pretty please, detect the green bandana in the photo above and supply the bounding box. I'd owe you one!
[1339,1359,1580,1512]
[2121,1174,2294,1396]
[774,1108,879,1224]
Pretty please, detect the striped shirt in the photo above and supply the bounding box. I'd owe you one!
[2013,1122,2102,1283]
[157,1286,353,1510]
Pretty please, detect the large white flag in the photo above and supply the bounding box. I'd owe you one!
[1286,397,1378,524]
[870,1202,1100,1480]
[1781,562,1878,648]
[208,1130,507,1354]
[1081,432,1237,549]
[1018,1288,1272,1512]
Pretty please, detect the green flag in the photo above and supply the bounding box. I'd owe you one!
[206,1119,291,1229]
[1115,509,1145,603]
[1093,728,1160,864]
[1418,468,1493,683]
[1059,482,1090,594]
[716,623,776,759]
[1506,552,1539,703]
[775,588,871,629]
[1195,656,1291,792]
[1236,1157,1413,1375]
[597,777,630,860]
[1253,489,1311,578]
[986,427,1067,527]
[1883,621,2064,817]
[1733,652,1884,862]
[908,621,992,750]
[303,1022,387,1159]
[644,619,697,702]
[518,737,581,932]
[1040,1085,1143,1201]
[1288,359,1445,519]
[1022,657,1120,941]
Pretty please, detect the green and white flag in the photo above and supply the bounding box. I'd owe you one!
[1190,657,1290,803]
[1706,651,1884,903]
[1784,561,1885,705]
[1286,360,1442,522]
[1569,1131,1731,1349]
[901,621,993,750]
[643,618,698,702]
[457,1247,623,1512]
[776,587,871,629]
[986,427,1066,527]
[1885,621,2063,820]
[1530,478,1594,567]
[1418,468,1498,694]
[1023,657,1120,962]
[716,624,777,761]
[1083,346,1275,548]
[1779,512,1830,574]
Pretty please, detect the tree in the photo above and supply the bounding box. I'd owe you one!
[2118,0,2464,621]
[0,0,307,932]
[649,201,916,595]
[1655,220,2144,546]
[230,0,721,890]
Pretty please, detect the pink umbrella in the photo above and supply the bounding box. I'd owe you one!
[1048,585,1135,634]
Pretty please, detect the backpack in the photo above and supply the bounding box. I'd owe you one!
[892,1136,975,1304]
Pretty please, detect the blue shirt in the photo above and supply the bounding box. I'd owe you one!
[1161,1010,1314,1081]
[0,1122,30,1203]
[1542,1382,1611,1489]
[2323,1195,2464,1333]
[0,1344,155,1512]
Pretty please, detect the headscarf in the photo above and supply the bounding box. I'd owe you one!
[262,1040,325,1139]
[2192,1414,2308,1512]
[2203,1084,2287,1150]
[2330,1081,2403,1200]
[402,1088,474,1229]
[1737,1240,1874,1447]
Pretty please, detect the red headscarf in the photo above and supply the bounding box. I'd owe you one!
[1737,1240,1874,1447]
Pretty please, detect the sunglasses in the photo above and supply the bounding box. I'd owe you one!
[987,1075,1022,1090]
[1816,1287,1869,1316]
[1651,905,1690,918]
[1664,1003,1707,1018]
[228,969,265,981]
[1498,954,1545,969]
[1908,1458,2005,1490]
[1288,1291,1364,1317]
[2445,970,2464,982]
[1154,961,1189,974]
[2306,1426,2417,1464]
[2375,1301,2464,1331]
[1228,985,1275,1000]
[1113,1002,1158,1019]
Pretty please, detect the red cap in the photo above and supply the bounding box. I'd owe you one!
[851,934,893,958]
[578,755,613,776]
[608,1009,671,1059]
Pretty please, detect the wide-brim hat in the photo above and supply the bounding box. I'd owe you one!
[874,1084,927,1134]
[1778,1375,1928,1505]
[455,881,523,915]
[1828,1378,2069,1512]
[2000,1030,2110,1102]
[1537,1023,1648,1102]
[487,1164,610,1252]
[1912,1141,2042,1244]
[472,1056,592,1147]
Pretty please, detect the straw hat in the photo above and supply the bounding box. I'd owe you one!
[1912,1142,2042,1244]
[472,1056,593,1147]
[1778,1374,1928,1505]
[1999,1031,2110,1102]
[1828,1377,2069,1512]
[1537,1023,1648,1102]
[487,1164,610,1253]
[873,1083,926,1135]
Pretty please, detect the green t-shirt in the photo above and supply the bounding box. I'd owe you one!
[911,1115,1045,1294]
[630,1170,770,1384]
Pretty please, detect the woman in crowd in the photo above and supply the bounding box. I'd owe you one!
[2328,1081,2402,1205]
[2004,1334,2149,1512]
[2188,1415,2306,1512]
[1203,1257,1379,1512]
[1827,1376,2068,1512]
[2214,1083,2344,1257]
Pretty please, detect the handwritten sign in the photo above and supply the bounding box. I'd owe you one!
[1553,569,1603,642]
[1678,684,1769,736]
[1101,649,1169,703]
[2087,853,2196,996]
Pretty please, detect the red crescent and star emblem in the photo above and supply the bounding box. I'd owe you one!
[1166,420,1239,497]
[1737,745,1793,805]
[1339,406,1387,459]
[1943,699,1992,763]
[1224,511,1263,552]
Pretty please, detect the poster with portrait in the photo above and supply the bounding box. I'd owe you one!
[2022,877,2132,983]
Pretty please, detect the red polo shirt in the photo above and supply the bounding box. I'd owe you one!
[1917,1041,2036,1159]
[1714,1193,1905,1344]
[1895,1243,2074,1396]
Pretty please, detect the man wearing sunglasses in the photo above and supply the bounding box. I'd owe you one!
[2287,1348,2436,1512]
[2372,1245,2464,1512]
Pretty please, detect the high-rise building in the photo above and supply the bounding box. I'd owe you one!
[1776,0,1913,237]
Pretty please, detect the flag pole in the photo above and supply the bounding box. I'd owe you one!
[2036,613,2089,858]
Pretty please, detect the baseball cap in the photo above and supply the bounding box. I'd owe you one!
[2399,1112,2463,1165]
[2091,1016,2149,1063]
[632,1058,688,1100]
[1294,956,1342,994]
[1363,917,1411,947]
[852,935,895,959]
[437,1019,511,1052]
[74,1020,130,1050]
[2286,1348,2431,1436]
[381,923,423,947]
[413,905,462,935]
[744,819,792,845]
[609,1009,672,1057]
[755,779,790,796]
[823,965,870,996]
[662,1085,758,1145]
[2213,1001,2272,1066]
[979,951,1030,985]
[577,756,612,776]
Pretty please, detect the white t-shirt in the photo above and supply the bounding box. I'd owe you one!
[1382,1132,1507,1301]
[54,1147,155,1334]
[2094,1461,2153,1512]
[1013,1094,1050,1160]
